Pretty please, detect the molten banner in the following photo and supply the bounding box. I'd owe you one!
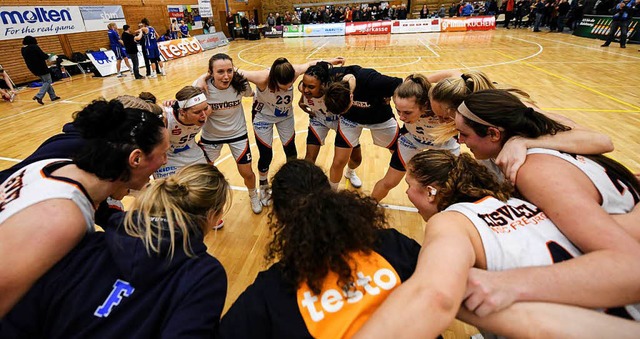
[0,6,86,40]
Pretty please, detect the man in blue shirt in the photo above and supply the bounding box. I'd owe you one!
[107,23,132,77]
[601,0,635,48]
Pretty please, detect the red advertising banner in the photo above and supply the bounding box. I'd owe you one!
[345,21,392,35]
[465,16,496,31]
[158,37,203,60]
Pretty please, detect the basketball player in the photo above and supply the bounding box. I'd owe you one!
[220,160,421,338]
[237,56,344,205]
[107,23,133,78]
[0,99,169,317]
[179,21,190,38]
[196,53,263,214]
[428,71,615,183]
[371,74,459,202]
[450,90,640,316]
[357,150,640,338]
[2,164,228,337]
[323,66,459,190]
[298,62,362,167]
[140,18,165,77]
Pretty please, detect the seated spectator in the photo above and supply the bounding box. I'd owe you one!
[0,64,16,102]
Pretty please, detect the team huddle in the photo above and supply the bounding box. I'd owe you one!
[0,52,639,338]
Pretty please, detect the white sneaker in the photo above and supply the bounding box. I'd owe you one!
[212,219,224,230]
[260,185,272,206]
[344,170,362,188]
[160,69,166,76]
[250,194,263,214]
[9,92,15,102]
[149,73,157,78]
[116,73,126,78]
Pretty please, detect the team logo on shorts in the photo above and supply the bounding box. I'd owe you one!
[340,117,358,128]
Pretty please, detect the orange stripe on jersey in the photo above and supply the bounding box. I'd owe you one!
[473,196,492,204]
[385,124,399,149]
[235,140,250,164]
[296,251,400,339]
[337,126,354,148]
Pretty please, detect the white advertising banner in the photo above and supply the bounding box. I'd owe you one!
[0,6,86,40]
[391,19,441,34]
[197,0,212,17]
[79,6,126,32]
[86,47,145,77]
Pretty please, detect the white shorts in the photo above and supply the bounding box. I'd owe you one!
[153,146,207,179]
[199,135,252,164]
[253,113,295,148]
[307,115,340,146]
[336,116,399,149]
[392,133,460,171]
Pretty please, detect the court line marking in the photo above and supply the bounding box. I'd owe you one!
[382,36,544,74]
[524,35,640,60]
[495,50,640,111]
[542,108,640,113]
[306,40,329,59]
[418,38,440,57]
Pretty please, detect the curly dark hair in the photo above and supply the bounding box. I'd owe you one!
[266,160,387,295]
[408,150,514,211]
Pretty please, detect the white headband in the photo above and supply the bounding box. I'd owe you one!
[457,101,499,128]
[178,93,207,109]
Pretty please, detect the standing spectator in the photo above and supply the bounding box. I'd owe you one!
[121,25,144,80]
[489,0,499,15]
[240,15,249,39]
[322,8,332,23]
[20,36,60,105]
[397,4,408,19]
[275,12,283,25]
[462,1,475,16]
[438,4,447,17]
[300,9,309,24]
[533,0,546,31]
[504,0,516,27]
[0,65,16,102]
[284,11,292,25]
[179,21,190,37]
[449,2,458,16]
[353,6,362,21]
[556,0,571,31]
[420,4,430,18]
[170,19,179,39]
[567,1,585,30]
[601,0,635,48]
[345,6,353,21]
[389,4,398,19]
[267,12,276,27]
[203,18,211,34]
[227,12,236,39]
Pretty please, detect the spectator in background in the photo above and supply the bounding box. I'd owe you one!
[20,35,60,105]
[160,30,172,42]
[275,12,283,25]
[170,19,179,39]
[227,12,236,40]
[0,65,16,102]
[503,0,515,27]
[345,6,353,21]
[267,12,276,27]
[353,6,362,21]
[556,0,571,31]
[121,25,144,80]
[203,18,211,34]
[438,4,447,18]
[533,0,546,31]
[284,11,292,25]
[462,1,475,16]
[389,4,398,19]
[397,4,408,19]
[180,21,190,37]
[449,2,458,16]
[601,0,635,48]
[240,15,249,39]
[420,4,430,18]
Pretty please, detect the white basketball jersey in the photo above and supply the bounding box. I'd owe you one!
[165,107,203,156]
[527,148,637,214]
[253,85,294,121]
[447,196,640,320]
[301,94,339,125]
[201,80,252,141]
[0,159,95,232]
[404,114,458,151]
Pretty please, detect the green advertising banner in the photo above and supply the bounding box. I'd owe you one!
[282,25,303,37]
[573,15,640,43]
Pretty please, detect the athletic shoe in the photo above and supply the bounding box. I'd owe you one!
[260,185,272,206]
[212,219,224,230]
[117,73,126,77]
[9,92,15,102]
[160,69,166,76]
[148,73,157,78]
[250,194,263,214]
[32,96,44,105]
[51,96,61,101]
[344,170,362,188]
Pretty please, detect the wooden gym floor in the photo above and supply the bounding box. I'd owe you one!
[1,28,639,337]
